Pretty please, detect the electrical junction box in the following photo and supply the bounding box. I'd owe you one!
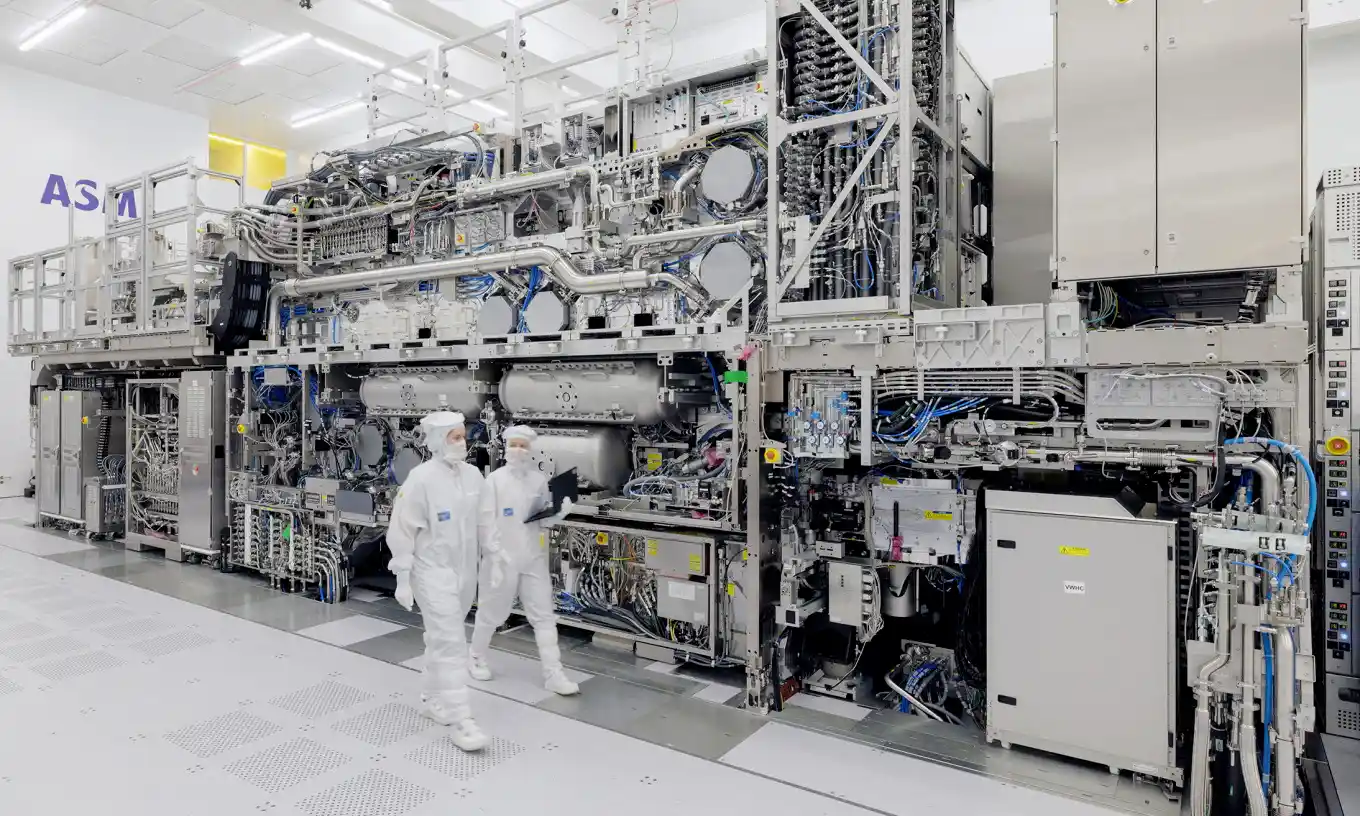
[642,535,708,578]
[986,491,1180,783]
[827,561,871,628]
[657,577,709,626]
[870,478,970,562]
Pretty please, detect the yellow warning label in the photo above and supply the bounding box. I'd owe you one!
[646,539,658,557]
[924,510,953,521]
[742,549,749,562]
[237,423,247,434]
[755,81,764,93]
[879,477,900,486]
[688,553,702,572]
[727,582,736,597]
[81,416,88,425]
[540,532,547,549]
[455,233,467,246]
[645,451,663,472]
[1059,545,1091,557]
[763,448,783,464]
[594,532,609,546]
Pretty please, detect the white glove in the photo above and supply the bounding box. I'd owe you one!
[551,497,574,523]
[394,572,414,611]
[489,552,508,591]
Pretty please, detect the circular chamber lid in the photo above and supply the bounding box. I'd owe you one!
[699,145,755,206]
[391,447,425,484]
[477,294,517,335]
[698,240,754,302]
[521,289,569,334]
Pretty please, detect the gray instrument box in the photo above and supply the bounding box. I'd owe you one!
[657,577,709,626]
[986,491,1179,783]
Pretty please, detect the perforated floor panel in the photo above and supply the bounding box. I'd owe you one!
[0,540,890,816]
[0,526,1129,816]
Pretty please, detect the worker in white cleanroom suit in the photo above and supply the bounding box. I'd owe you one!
[468,425,580,696]
[388,411,490,751]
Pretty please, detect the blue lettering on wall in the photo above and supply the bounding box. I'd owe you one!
[39,174,137,218]
[73,179,99,212]
[40,174,70,208]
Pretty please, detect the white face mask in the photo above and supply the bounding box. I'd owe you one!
[506,448,532,469]
[442,440,468,465]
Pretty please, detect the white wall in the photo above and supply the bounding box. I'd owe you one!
[956,0,1053,82]
[0,64,207,498]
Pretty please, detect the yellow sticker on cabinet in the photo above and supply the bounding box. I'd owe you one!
[1059,546,1091,557]
[923,510,953,521]
[688,553,702,572]
[646,539,658,557]
[594,532,609,546]
[879,477,900,486]
[727,582,736,597]
[540,532,547,549]
[742,549,748,562]
[645,452,663,472]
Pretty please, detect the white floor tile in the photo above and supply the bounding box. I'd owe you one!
[296,616,406,646]
[0,497,34,520]
[722,722,1121,815]
[692,682,742,704]
[784,691,873,722]
[346,588,385,603]
[0,544,880,816]
[402,650,591,706]
[0,523,93,556]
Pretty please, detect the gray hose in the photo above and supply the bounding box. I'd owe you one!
[1239,571,1269,816]
[1273,627,1297,814]
[1189,559,1231,816]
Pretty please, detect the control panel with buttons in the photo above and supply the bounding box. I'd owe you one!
[1317,169,1360,724]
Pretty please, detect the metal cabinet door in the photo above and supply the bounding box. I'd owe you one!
[1054,0,1157,282]
[60,392,85,518]
[37,390,61,515]
[1156,0,1304,275]
[987,508,1175,774]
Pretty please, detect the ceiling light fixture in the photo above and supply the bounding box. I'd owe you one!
[239,32,312,65]
[467,99,506,117]
[314,37,385,69]
[445,87,464,99]
[559,84,581,97]
[291,100,366,129]
[391,68,423,84]
[18,4,90,52]
[361,0,394,9]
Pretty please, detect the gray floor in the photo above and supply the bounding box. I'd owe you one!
[0,499,1178,815]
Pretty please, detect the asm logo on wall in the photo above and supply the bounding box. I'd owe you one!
[38,174,137,217]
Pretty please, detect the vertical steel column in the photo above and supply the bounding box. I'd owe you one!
[896,0,914,315]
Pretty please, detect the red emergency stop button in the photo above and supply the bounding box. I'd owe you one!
[1327,436,1352,456]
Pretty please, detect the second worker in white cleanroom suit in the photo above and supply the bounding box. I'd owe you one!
[388,411,490,752]
[468,425,580,696]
